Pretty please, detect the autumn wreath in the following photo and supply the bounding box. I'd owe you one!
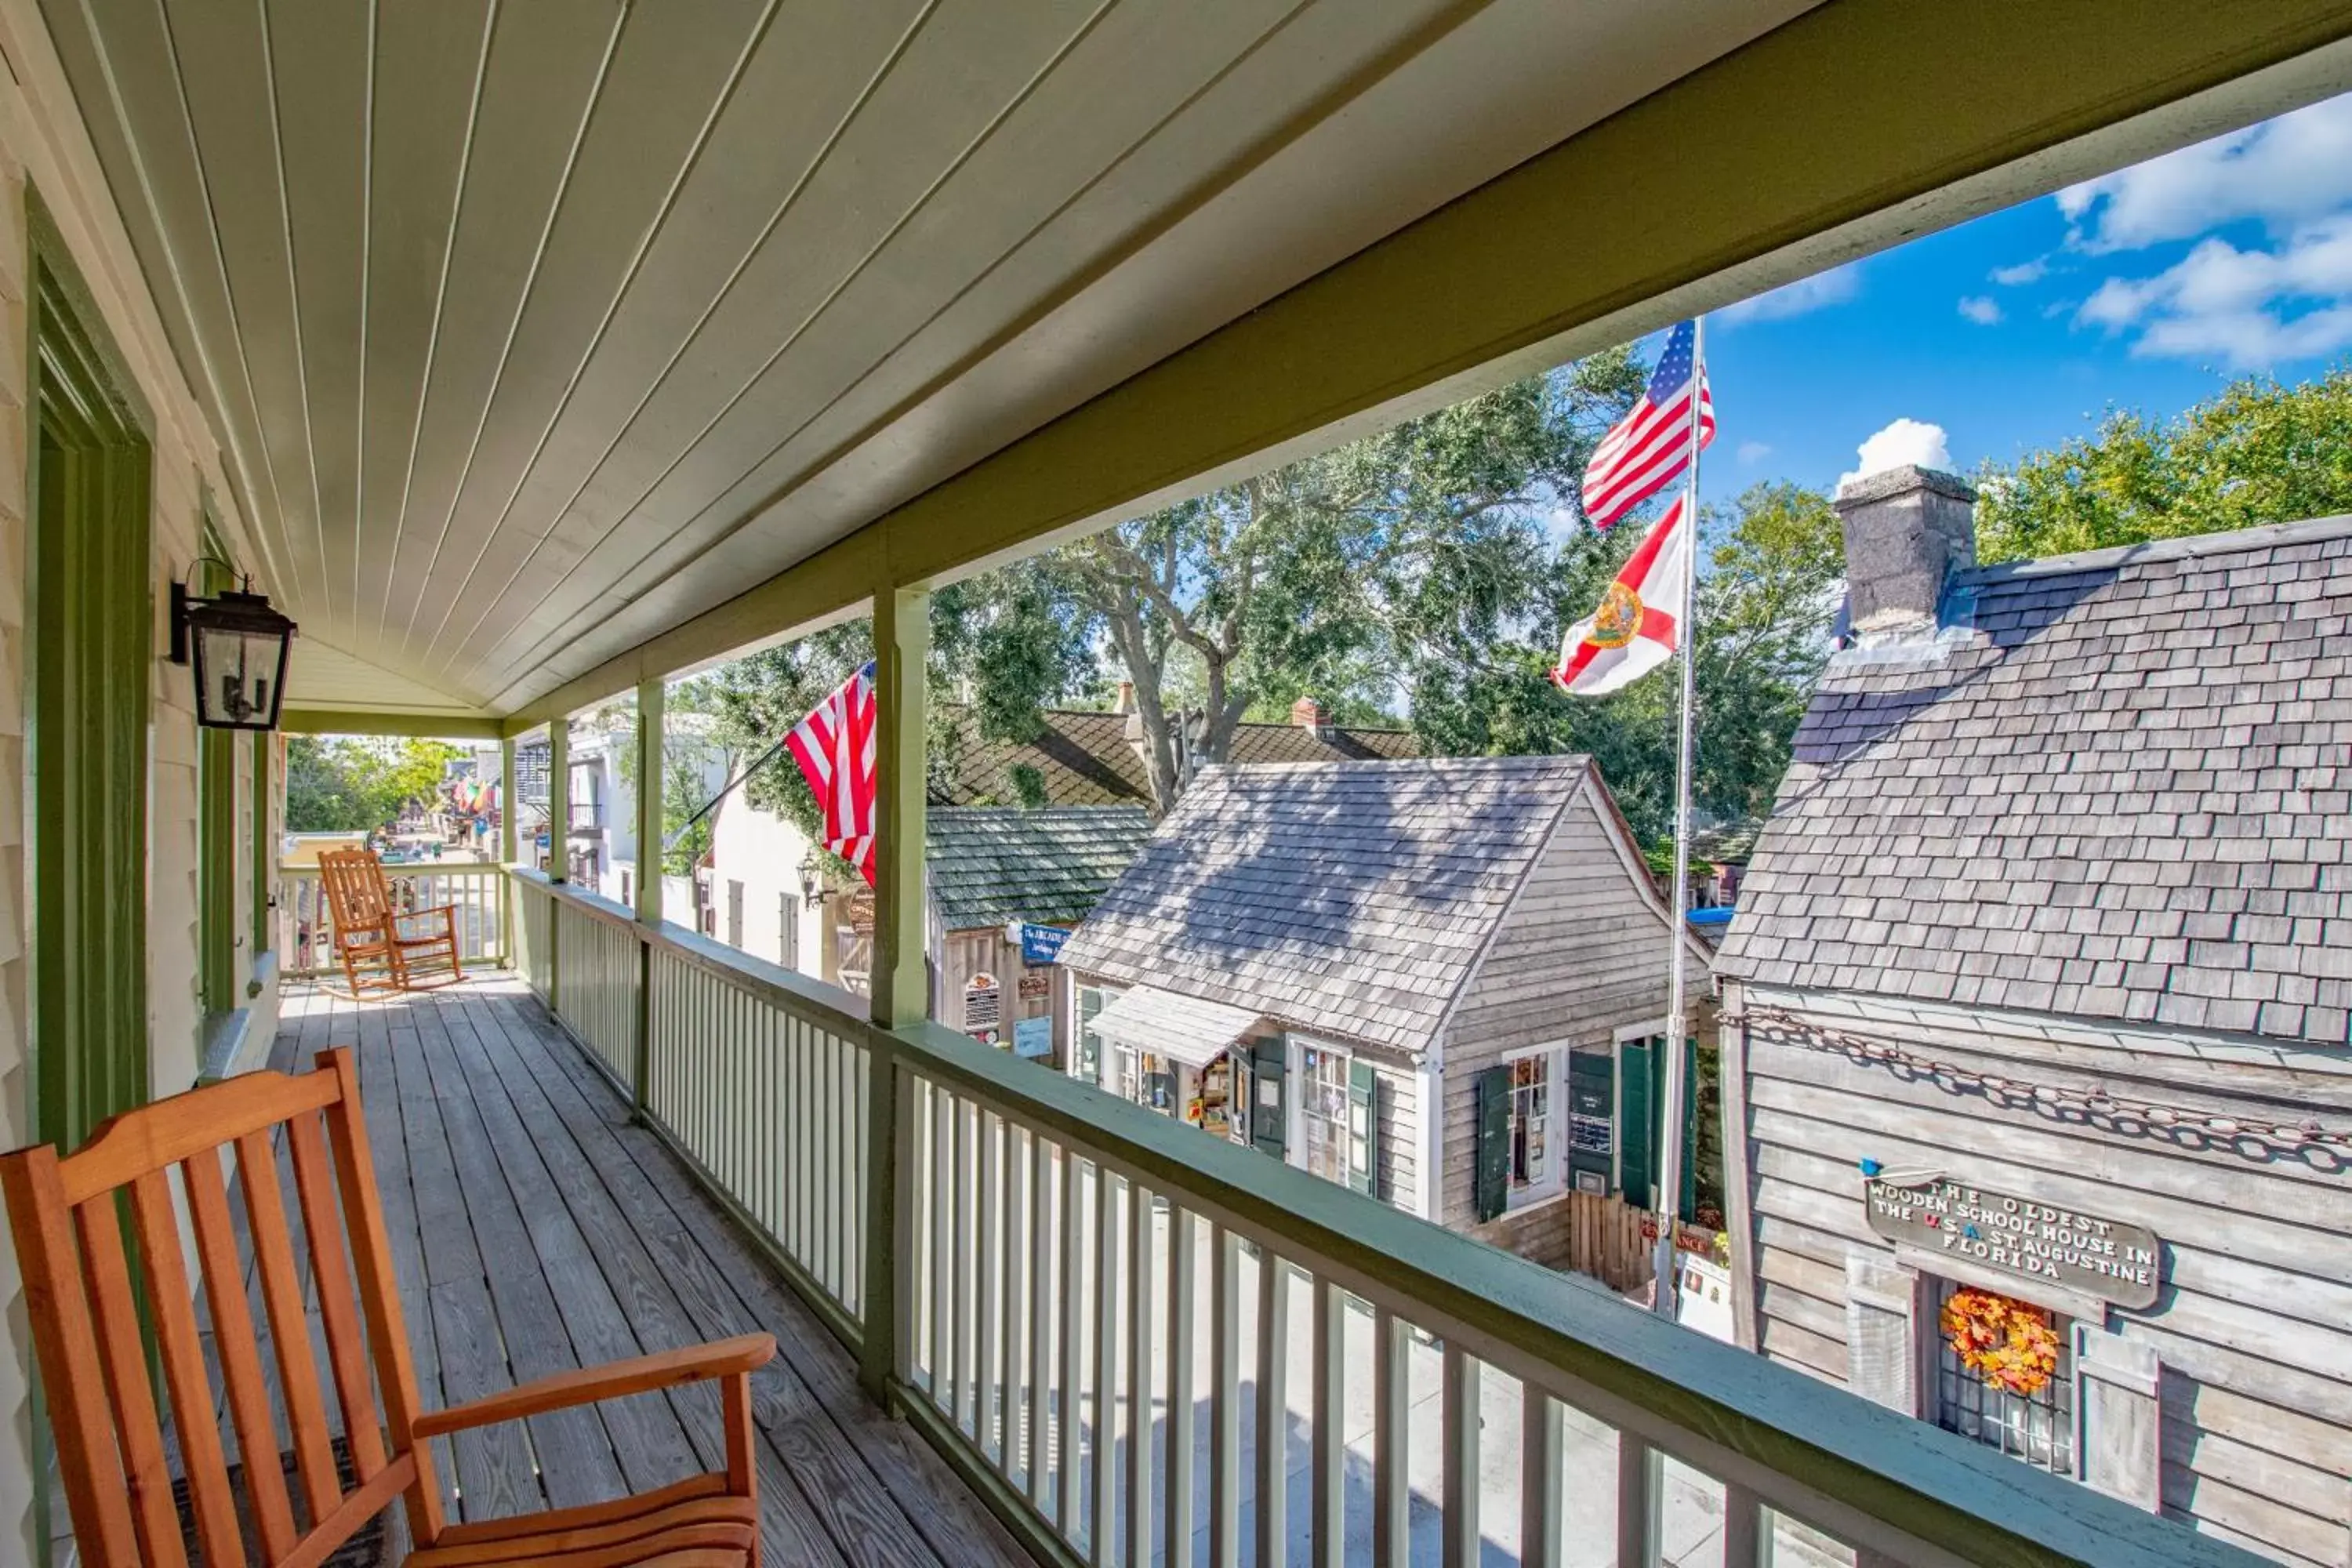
[1939,1287,2060,1396]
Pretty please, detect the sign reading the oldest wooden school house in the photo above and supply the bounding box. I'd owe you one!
[1864,1177,2161,1309]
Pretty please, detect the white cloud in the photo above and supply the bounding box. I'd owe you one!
[1719,260,1862,324]
[1957,295,2003,325]
[2073,214,2352,368]
[1735,440,1773,465]
[1838,419,1951,492]
[1989,259,2049,286]
[2060,94,2352,251]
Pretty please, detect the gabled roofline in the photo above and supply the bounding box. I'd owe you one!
[1962,510,2352,584]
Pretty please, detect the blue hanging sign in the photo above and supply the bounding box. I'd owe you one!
[1020,924,1069,965]
[1012,1016,1054,1060]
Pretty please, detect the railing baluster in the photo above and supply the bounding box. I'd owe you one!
[1028,1127,1054,1508]
[1618,1436,1660,1568]
[1210,1225,1240,1568]
[932,1083,955,1406]
[1373,1306,1409,1568]
[1058,1147,1085,1535]
[1443,1343,1478,1568]
[955,1094,978,1436]
[1255,1247,1288,1568]
[1724,1483,1769,1568]
[977,1108,1002,1459]
[1091,1163,1120,1566]
[1000,1120,1027,1483]
[1126,1178,1155,1567]
[1312,1276,1345,1568]
[1523,1383,1563,1568]
[1164,1204,1197,1568]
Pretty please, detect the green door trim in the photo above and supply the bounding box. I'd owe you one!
[25,195,154,1153]
[198,520,238,1014]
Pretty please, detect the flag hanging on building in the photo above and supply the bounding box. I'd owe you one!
[785,660,880,887]
[1550,496,1691,696]
[1581,320,1715,528]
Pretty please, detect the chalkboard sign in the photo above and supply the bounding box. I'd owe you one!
[963,971,1002,1033]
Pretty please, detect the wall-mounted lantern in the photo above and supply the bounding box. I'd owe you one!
[798,851,833,909]
[169,569,297,731]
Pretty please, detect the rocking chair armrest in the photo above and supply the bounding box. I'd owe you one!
[413,1334,776,1437]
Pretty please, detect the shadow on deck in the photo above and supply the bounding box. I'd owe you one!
[277,977,1031,1568]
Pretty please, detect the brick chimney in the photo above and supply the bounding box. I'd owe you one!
[1834,464,1976,645]
[1291,695,1328,736]
[1114,680,1135,714]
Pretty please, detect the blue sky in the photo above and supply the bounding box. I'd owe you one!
[1691,89,2352,494]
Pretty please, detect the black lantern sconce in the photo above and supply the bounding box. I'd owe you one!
[169,562,298,731]
[798,851,833,909]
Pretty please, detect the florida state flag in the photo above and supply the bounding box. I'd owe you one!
[1550,496,1691,696]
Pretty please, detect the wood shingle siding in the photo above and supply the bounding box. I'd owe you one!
[1730,985,2352,1566]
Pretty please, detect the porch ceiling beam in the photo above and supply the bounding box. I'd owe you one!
[280,709,506,741]
[503,0,2352,731]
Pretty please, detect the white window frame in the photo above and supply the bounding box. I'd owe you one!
[1288,1035,1354,1187]
[1076,983,1121,1083]
[1501,1042,1566,1210]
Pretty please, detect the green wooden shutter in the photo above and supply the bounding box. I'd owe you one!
[1619,1039,1656,1210]
[1347,1059,1377,1197]
[1567,1050,1615,1191]
[1250,1036,1287,1160]
[1473,1065,1511,1221]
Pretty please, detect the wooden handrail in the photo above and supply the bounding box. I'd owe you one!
[505,868,2259,1568]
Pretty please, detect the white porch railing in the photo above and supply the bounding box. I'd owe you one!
[507,869,2259,1568]
[277,861,509,978]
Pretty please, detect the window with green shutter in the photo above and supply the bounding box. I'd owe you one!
[1619,1033,1700,1220]
[1250,1035,1288,1160]
[1473,1065,1511,1221]
[1347,1058,1377,1197]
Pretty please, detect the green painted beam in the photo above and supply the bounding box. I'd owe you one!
[281,706,504,739]
[499,0,2352,728]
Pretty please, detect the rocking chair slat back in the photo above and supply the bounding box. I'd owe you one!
[316,848,465,996]
[0,1048,442,1567]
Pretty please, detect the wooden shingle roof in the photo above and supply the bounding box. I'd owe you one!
[927,806,1152,930]
[1058,756,1592,1053]
[929,706,1420,808]
[1719,515,2352,1044]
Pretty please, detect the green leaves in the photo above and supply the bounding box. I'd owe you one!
[1976,367,2352,563]
[285,736,463,834]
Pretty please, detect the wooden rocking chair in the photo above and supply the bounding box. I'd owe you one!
[1,1047,775,1566]
[318,848,463,995]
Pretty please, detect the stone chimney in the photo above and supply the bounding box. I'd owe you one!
[1114,679,1135,714]
[1834,465,1976,644]
[1291,695,1328,736]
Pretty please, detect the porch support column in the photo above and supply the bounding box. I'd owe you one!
[631,680,664,1119]
[547,721,570,884]
[499,737,518,968]
[869,585,928,1030]
[862,584,927,1406]
[633,680,664,926]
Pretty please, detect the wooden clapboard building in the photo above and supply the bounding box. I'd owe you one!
[1716,469,2352,1566]
[1058,755,1712,1279]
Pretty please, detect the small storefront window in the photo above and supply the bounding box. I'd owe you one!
[1933,1280,2074,1476]
[1506,1051,1554,1203]
[1299,1044,1352,1185]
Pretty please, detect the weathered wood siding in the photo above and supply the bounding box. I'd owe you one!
[1471,1190,1649,1287]
[1730,982,2352,1568]
[1436,789,1700,1235]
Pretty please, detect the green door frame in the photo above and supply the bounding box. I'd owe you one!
[25,196,154,1156]
[196,521,238,1015]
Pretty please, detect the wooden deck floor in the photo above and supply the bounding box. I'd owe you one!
[274,977,1031,1568]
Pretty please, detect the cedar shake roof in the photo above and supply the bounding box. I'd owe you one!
[1718,514,2352,1044]
[927,806,1152,930]
[1058,756,1593,1053]
[928,706,1420,808]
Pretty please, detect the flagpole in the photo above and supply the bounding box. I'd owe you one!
[1650,316,1705,1321]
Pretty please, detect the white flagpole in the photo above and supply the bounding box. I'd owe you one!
[1650,318,1705,1321]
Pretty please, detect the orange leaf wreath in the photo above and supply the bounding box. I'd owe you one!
[1939,1287,2060,1396]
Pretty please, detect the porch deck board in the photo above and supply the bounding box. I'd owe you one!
[270,978,1031,1568]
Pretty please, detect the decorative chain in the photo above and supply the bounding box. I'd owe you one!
[1722,1006,2352,1154]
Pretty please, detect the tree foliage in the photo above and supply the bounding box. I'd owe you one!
[1976,367,2352,563]
[285,736,462,833]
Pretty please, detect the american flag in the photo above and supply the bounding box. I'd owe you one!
[784,660,879,887]
[1581,320,1715,528]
